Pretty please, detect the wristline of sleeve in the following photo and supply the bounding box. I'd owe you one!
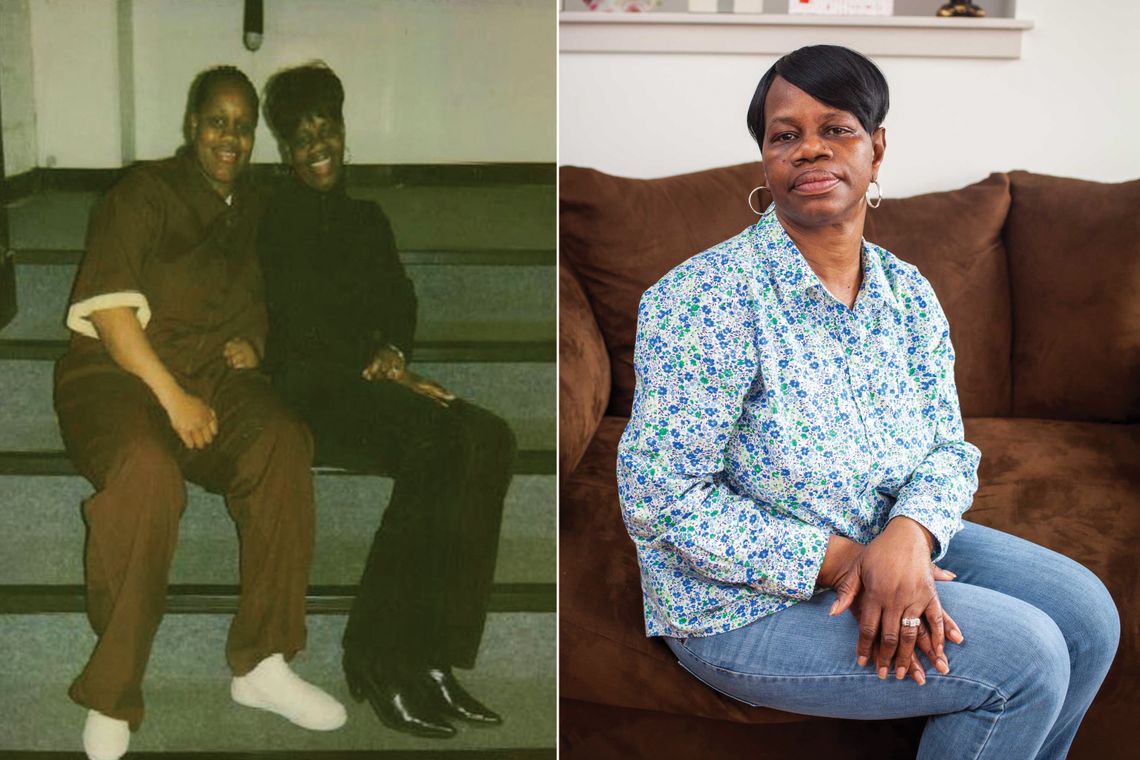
[887,501,962,562]
[67,292,152,339]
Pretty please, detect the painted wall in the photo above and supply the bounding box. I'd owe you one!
[0,0,38,177]
[15,0,555,169]
[559,0,1140,196]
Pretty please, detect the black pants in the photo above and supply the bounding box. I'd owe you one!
[274,362,515,670]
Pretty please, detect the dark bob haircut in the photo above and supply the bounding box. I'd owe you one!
[746,45,889,148]
[262,62,345,144]
[182,66,259,145]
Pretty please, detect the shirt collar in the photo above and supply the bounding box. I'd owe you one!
[751,206,902,314]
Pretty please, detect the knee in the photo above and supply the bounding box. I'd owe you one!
[1057,561,1120,670]
[97,436,185,525]
[1002,606,1071,711]
[411,407,470,461]
[460,403,517,465]
[257,411,314,464]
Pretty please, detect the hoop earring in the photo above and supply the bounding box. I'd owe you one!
[748,185,769,216]
[867,179,883,209]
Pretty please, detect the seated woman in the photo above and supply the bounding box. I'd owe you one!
[54,66,345,760]
[251,62,516,739]
[617,45,1119,759]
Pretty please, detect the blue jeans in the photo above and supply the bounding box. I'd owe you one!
[665,522,1119,760]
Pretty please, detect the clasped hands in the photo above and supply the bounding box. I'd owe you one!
[818,517,965,686]
[362,345,456,407]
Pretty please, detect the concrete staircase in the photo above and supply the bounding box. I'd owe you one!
[0,168,555,757]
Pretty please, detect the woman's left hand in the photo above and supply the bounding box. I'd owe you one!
[224,338,261,370]
[398,370,457,407]
[830,517,948,680]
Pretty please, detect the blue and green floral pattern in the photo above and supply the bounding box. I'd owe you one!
[617,209,981,638]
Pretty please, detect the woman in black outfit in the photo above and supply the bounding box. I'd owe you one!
[254,62,515,739]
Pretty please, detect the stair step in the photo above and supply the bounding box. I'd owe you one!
[0,584,554,615]
[0,612,554,752]
[1,259,554,345]
[0,450,554,476]
[0,360,555,452]
[0,474,554,586]
[6,185,554,252]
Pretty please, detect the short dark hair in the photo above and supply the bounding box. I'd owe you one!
[262,62,345,144]
[183,66,259,144]
[746,45,889,147]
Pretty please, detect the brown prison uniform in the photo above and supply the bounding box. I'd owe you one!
[53,150,315,730]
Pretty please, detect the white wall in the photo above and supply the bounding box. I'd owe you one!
[29,0,122,168]
[559,0,1140,196]
[0,0,38,176]
[13,0,554,169]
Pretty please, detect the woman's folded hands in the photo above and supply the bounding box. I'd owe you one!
[819,519,965,685]
[362,346,456,407]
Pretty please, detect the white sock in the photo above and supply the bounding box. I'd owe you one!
[83,710,129,760]
[231,653,347,731]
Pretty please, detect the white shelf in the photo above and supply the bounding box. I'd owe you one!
[560,12,1034,58]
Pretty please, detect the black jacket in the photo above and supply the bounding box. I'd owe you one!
[258,180,417,374]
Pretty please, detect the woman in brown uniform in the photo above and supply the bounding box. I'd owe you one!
[54,67,345,760]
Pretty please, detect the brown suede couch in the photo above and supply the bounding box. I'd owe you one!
[559,162,1140,759]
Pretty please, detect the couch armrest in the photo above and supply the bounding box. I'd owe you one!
[560,260,611,483]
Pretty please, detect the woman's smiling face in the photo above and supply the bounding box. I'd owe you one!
[760,76,885,228]
[287,114,345,193]
[189,81,256,198]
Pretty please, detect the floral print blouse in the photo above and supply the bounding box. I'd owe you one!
[616,209,981,638]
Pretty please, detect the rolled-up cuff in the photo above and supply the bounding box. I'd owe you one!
[66,291,151,339]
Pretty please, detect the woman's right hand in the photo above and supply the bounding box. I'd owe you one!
[163,389,218,449]
[362,345,407,382]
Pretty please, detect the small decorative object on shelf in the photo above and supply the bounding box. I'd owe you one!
[689,0,765,11]
[788,0,893,15]
[937,1,986,16]
[582,0,662,10]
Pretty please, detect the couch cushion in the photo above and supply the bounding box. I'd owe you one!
[863,173,1012,417]
[559,163,768,417]
[1005,172,1140,422]
[963,417,1139,683]
[560,164,1013,419]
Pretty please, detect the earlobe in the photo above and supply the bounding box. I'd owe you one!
[189,113,199,137]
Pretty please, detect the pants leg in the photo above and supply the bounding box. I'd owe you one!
[281,367,513,669]
[441,401,516,668]
[935,522,1120,760]
[183,369,315,676]
[55,371,187,730]
[664,522,1115,759]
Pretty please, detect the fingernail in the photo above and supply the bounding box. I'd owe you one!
[857,656,868,667]
[938,657,949,674]
[949,630,964,643]
[829,603,838,616]
[895,667,906,680]
[878,667,887,680]
[915,672,926,686]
